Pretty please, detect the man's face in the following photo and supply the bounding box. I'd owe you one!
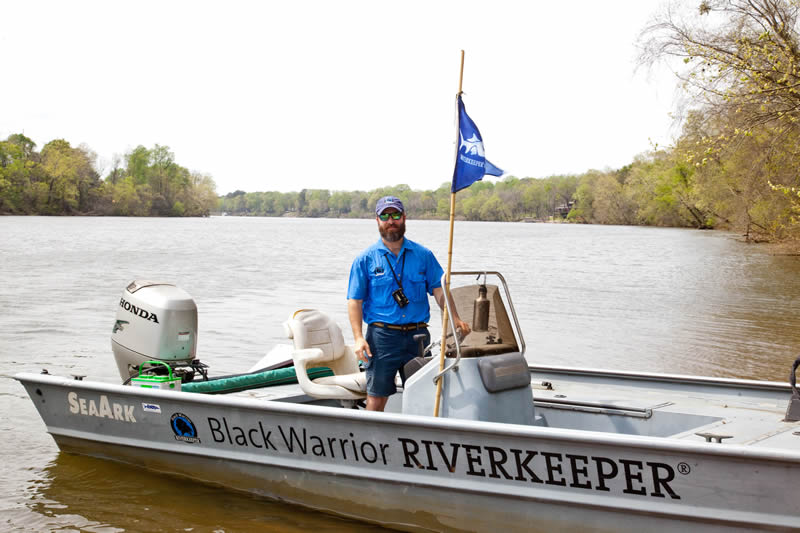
[377,208,405,243]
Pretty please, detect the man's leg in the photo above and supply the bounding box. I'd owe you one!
[364,326,404,411]
[366,395,388,411]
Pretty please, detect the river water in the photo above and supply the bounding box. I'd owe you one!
[2,216,799,532]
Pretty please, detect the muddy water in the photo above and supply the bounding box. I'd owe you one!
[2,216,799,531]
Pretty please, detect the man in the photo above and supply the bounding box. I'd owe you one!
[347,195,470,411]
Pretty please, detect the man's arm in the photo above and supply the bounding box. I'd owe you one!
[347,298,372,362]
[432,286,471,336]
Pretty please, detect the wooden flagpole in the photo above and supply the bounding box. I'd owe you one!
[434,50,465,418]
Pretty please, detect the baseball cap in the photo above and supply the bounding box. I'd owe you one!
[375,196,405,215]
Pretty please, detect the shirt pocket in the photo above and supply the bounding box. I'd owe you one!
[405,272,427,303]
[368,272,396,309]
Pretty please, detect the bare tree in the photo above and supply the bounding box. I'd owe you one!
[640,0,800,134]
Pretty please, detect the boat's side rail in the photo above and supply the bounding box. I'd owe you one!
[534,398,656,419]
[530,364,793,394]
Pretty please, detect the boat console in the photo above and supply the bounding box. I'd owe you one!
[402,271,536,424]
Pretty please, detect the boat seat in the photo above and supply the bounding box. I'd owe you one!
[285,309,366,400]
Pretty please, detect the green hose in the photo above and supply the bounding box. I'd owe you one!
[182,366,333,394]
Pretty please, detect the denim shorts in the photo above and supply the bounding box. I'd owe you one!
[364,325,430,397]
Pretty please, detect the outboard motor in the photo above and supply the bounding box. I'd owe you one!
[111,280,197,382]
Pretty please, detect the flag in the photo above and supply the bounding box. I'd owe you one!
[452,94,504,193]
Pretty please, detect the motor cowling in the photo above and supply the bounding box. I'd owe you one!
[111,280,197,381]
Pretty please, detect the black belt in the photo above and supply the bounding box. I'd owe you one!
[370,322,428,332]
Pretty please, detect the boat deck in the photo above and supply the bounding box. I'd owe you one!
[530,366,798,448]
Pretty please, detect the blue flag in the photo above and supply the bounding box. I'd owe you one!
[452,94,504,193]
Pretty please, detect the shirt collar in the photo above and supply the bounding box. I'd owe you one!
[376,238,408,257]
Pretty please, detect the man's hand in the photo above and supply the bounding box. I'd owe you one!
[454,317,471,337]
[348,299,371,363]
[432,286,472,337]
[354,337,372,363]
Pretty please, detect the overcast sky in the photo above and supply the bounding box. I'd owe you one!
[2,1,682,195]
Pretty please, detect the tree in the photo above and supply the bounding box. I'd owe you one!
[306,189,330,216]
[591,173,639,225]
[40,139,99,214]
[7,134,36,158]
[105,154,125,185]
[640,0,800,238]
[568,171,602,222]
[418,191,437,215]
[329,191,352,215]
[623,151,698,227]
[180,173,218,216]
[110,177,151,216]
[126,146,151,185]
[1,136,216,217]
[771,180,800,239]
[478,193,513,221]
[0,135,37,213]
[641,0,800,137]
[461,190,489,220]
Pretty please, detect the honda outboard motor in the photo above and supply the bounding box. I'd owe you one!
[111,280,197,382]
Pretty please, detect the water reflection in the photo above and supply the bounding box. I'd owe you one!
[29,452,389,532]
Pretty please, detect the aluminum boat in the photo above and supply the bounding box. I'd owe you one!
[15,272,800,532]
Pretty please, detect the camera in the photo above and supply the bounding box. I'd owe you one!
[392,288,409,308]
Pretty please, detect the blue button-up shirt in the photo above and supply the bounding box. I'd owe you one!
[347,238,444,325]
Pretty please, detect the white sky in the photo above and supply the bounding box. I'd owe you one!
[1,0,681,195]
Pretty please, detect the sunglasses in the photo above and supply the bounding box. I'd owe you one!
[378,212,403,221]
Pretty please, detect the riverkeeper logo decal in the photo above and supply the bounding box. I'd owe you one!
[171,413,200,443]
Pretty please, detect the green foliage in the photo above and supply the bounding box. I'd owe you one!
[0,135,218,216]
[216,174,583,222]
[637,0,800,240]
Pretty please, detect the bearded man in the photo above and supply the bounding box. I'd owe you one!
[347,196,470,411]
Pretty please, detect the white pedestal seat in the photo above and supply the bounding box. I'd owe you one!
[285,310,366,400]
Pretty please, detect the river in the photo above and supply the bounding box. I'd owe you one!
[2,216,799,532]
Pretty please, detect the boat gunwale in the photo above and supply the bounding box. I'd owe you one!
[16,371,800,463]
[530,364,794,392]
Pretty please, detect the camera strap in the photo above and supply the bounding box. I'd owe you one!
[383,251,406,290]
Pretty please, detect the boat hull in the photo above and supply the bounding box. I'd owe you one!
[17,372,800,532]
